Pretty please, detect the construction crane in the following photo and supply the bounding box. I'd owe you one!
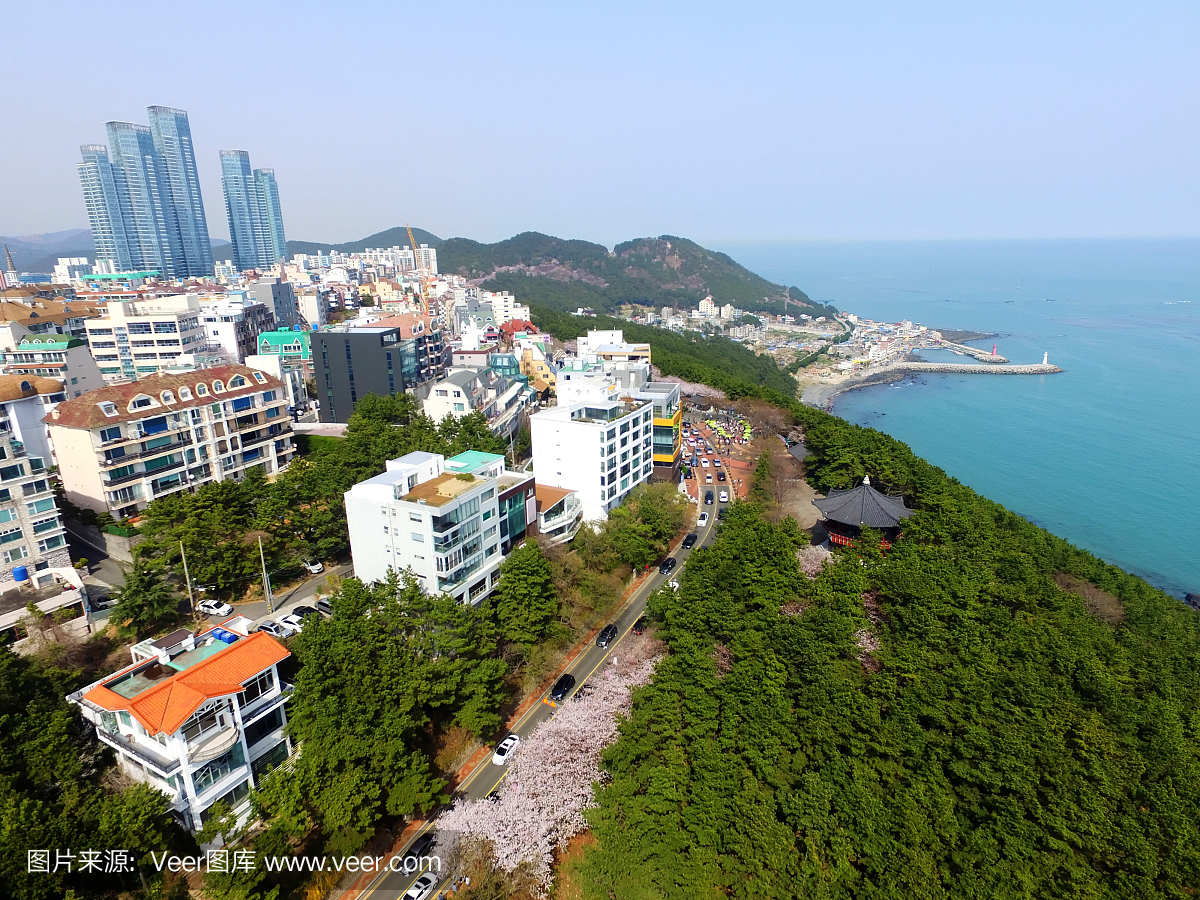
[406,223,433,318]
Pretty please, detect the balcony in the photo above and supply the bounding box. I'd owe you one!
[100,436,193,467]
[187,724,240,763]
[96,728,181,776]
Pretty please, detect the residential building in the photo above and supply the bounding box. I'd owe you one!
[0,294,99,340]
[698,297,718,317]
[68,616,294,833]
[254,327,311,367]
[534,484,583,544]
[344,450,535,603]
[0,431,68,580]
[484,290,531,325]
[0,374,67,462]
[517,343,557,393]
[220,150,287,271]
[530,398,655,521]
[246,278,301,329]
[296,286,327,328]
[53,257,93,283]
[417,368,534,441]
[313,317,446,423]
[84,293,205,381]
[198,296,275,363]
[575,329,651,364]
[77,107,213,278]
[0,334,104,400]
[45,365,295,519]
[0,566,89,650]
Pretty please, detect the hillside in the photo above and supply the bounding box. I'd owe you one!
[439,231,834,317]
[1,228,93,272]
[286,226,442,258]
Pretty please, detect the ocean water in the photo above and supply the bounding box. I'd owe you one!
[717,239,1200,598]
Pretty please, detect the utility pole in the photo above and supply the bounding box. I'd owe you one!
[180,541,195,615]
[258,535,274,614]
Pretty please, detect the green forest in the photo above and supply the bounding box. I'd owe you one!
[576,405,1200,899]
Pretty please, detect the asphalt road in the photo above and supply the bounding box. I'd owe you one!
[360,497,727,900]
[193,563,354,628]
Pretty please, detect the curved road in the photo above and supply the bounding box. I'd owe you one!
[359,494,727,899]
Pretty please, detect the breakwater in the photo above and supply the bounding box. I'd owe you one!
[801,361,1062,408]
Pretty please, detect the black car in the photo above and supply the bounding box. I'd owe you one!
[550,673,576,702]
[402,831,436,867]
[291,604,320,620]
[658,557,677,574]
[596,624,619,648]
[718,507,728,520]
[717,471,727,482]
[632,616,648,635]
[704,490,714,505]
[682,533,698,549]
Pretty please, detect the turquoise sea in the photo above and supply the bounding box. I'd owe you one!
[718,239,1200,599]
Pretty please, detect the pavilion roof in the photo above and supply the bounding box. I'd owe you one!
[813,476,913,529]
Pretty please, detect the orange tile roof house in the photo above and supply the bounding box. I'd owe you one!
[69,616,294,833]
[44,364,295,519]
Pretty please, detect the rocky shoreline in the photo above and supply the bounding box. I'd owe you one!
[800,360,1063,409]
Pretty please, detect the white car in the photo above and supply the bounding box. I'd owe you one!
[278,612,306,633]
[700,458,710,468]
[698,512,709,527]
[257,620,296,639]
[705,474,713,484]
[197,598,233,618]
[303,559,324,574]
[719,491,729,503]
[713,458,722,467]
[403,873,440,900]
[668,579,680,591]
[492,733,521,765]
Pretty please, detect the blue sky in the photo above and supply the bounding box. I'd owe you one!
[3,0,1198,244]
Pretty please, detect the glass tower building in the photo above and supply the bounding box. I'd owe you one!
[220,150,287,271]
[77,107,213,278]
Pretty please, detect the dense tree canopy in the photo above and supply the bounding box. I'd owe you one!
[579,409,1200,899]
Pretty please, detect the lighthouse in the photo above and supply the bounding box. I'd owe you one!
[1043,351,1049,365]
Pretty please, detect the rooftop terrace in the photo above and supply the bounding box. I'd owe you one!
[402,471,486,507]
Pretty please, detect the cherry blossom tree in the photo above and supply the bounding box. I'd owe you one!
[797,544,833,579]
[440,635,663,890]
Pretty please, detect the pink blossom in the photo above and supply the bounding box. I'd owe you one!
[440,635,663,891]
[797,544,833,579]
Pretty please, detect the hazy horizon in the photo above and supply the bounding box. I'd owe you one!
[3,1,1198,246]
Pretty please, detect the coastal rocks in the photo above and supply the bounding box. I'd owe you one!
[1186,593,1200,611]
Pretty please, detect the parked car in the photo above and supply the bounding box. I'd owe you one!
[717,471,727,482]
[713,458,721,467]
[596,624,619,648]
[700,458,710,468]
[315,597,333,617]
[303,559,324,574]
[719,490,729,503]
[291,604,320,621]
[256,620,292,639]
[90,593,119,610]
[682,532,698,549]
[196,598,232,617]
[403,871,440,900]
[658,557,677,575]
[550,673,576,702]
[492,734,521,765]
[277,613,306,633]
[704,490,714,505]
[718,507,729,520]
[698,512,710,527]
[632,616,648,635]
[705,473,713,484]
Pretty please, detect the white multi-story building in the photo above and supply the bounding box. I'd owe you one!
[53,257,93,283]
[574,329,651,365]
[698,297,718,317]
[198,296,276,364]
[418,368,535,441]
[46,365,295,519]
[84,293,206,382]
[530,398,655,522]
[0,431,68,581]
[68,616,294,834]
[0,331,105,400]
[345,450,536,604]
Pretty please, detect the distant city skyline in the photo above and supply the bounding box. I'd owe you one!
[220,150,287,270]
[3,2,1198,244]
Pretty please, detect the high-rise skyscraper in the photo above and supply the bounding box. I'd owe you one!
[220,150,287,271]
[77,107,213,278]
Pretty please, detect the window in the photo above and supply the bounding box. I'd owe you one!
[160,391,174,404]
[100,426,122,442]
[26,498,55,515]
[129,395,153,410]
[3,545,28,563]
[409,512,422,522]
[228,375,247,388]
[0,465,25,481]
[152,321,177,333]
[0,526,24,544]
[179,387,192,400]
[244,707,283,747]
[192,743,245,795]
[266,406,279,419]
[411,533,423,542]
[232,397,252,413]
[127,323,152,334]
[212,380,225,393]
[252,372,267,384]
[239,670,275,705]
[99,401,118,417]
[0,508,16,523]
[38,535,65,551]
[196,383,208,396]
[262,390,276,403]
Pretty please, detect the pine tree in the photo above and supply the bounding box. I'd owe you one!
[490,541,559,655]
[109,563,179,638]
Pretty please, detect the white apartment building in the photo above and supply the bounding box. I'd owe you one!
[530,398,655,522]
[68,616,294,834]
[0,331,105,399]
[698,297,718,317]
[0,431,68,581]
[53,257,93,283]
[574,329,651,365]
[46,365,295,519]
[0,373,70,462]
[198,296,275,364]
[418,368,535,441]
[480,290,530,325]
[345,450,535,604]
[84,293,206,382]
